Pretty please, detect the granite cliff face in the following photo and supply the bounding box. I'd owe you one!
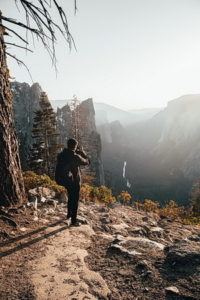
[57,98,105,185]
[12,81,42,169]
[12,83,104,184]
[98,95,200,204]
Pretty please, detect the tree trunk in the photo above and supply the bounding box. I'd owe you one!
[0,18,26,206]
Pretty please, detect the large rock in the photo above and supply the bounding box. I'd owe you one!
[110,235,165,257]
[165,239,200,266]
[12,81,42,169]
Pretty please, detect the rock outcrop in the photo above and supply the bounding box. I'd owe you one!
[57,98,105,185]
[12,81,42,169]
[12,83,105,184]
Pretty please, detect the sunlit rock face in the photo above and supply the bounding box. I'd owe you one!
[12,81,42,169]
[57,98,105,186]
[12,84,104,184]
[99,95,200,204]
[141,95,200,181]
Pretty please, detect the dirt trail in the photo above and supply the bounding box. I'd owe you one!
[1,202,200,300]
[29,223,110,300]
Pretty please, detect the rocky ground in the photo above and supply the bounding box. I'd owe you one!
[0,188,200,300]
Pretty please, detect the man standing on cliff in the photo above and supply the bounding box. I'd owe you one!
[55,138,90,226]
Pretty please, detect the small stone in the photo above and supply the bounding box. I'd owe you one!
[40,196,46,203]
[150,227,164,238]
[40,219,49,224]
[131,227,143,234]
[165,286,179,294]
[149,221,157,227]
[33,216,39,221]
[47,199,58,208]
[19,227,27,232]
[100,216,111,224]
[112,236,124,245]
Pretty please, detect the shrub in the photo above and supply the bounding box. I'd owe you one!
[159,200,185,220]
[80,183,92,202]
[81,184,116,205]
[133,197,200,225]
[23,171,65,196]
[90,186,116,204]
[182,216,200,225]
[134,199,159,212]
[117,191,132,205]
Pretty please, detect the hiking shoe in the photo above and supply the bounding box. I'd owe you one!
[71,221,81,227]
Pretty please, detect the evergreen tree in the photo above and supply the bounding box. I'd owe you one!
[29,91,61,178]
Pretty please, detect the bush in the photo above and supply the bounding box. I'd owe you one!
[159,200,185,220]
[91,186,116,204]
[23,171,65,196]
[134,198,200,225]
[134,199,159,212]
[81,184,116,205]
[117,191,132,205]
[80,183,92,202]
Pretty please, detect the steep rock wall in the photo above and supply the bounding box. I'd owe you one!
[57,98,105,185]
[12,81,42,169]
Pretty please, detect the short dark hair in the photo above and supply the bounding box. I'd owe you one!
[67,138,78,149]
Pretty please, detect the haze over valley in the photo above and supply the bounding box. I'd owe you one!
[13,82,200,206]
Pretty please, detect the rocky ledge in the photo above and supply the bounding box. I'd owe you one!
[0,192,199,300]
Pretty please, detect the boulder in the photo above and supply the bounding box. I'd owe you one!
[165,239,200,266]
[109,236,165,257]
[28,187,56,203]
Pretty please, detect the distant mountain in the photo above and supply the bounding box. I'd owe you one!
[94,102,134,126]
[94,103,162,126]
[50,99,70,110]
[128,107,162,122]
[100,94,200,205]
[51,100,161,126]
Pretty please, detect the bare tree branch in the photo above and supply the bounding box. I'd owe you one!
[75,0,78,15]
[0,24,28,44]
[1,16,40,35]
[5,42,33,52]
[6,52,33,82]
[1,0,77,69]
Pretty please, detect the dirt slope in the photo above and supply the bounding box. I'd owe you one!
[0,201,200,300]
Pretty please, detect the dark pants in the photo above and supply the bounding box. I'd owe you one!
[66,183,80,223]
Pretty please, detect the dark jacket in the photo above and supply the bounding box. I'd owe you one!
[55,148,89,187]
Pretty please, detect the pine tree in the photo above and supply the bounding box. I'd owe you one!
[29,91,61,178]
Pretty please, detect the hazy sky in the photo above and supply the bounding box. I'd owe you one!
[2,0,200,110]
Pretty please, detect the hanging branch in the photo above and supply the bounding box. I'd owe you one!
[0,24,28,44]
[1,16,40,35]
[74,1,78,15]
[6,52,33,83]
[1,0,77,69]
[5,42,33,52]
